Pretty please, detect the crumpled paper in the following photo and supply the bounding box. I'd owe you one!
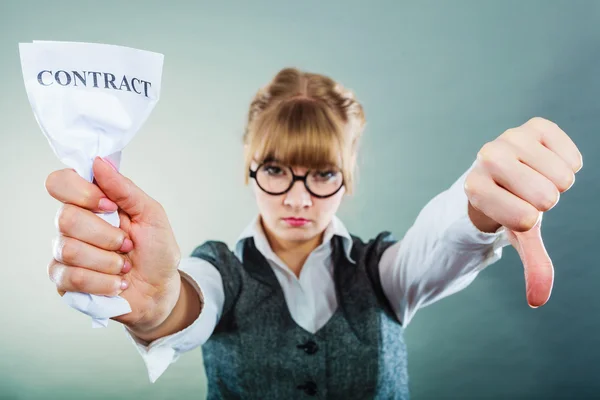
[19,40,164,328]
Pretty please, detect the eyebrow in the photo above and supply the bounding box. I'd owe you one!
[262,156,278,164]
[257,156,341,171]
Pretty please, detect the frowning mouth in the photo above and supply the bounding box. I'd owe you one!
[282,217,310,227]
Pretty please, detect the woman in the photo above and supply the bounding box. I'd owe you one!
[46,68,582,399]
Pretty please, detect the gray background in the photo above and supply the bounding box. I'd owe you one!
[0,1,598,399]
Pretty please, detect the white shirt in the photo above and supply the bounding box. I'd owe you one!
[125,161,511,383]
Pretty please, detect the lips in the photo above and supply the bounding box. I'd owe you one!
[282,217,310,227]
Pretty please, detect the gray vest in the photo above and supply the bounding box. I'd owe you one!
[191,231,410,399]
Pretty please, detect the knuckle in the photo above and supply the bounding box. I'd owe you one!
[477,142,498,166]
[113,177,134,204]
[56,204,78,233]
[47,259,58,281]
[556,171,575,192]
[469,194,483,211]
[109,278,122,295]
[463,174,477,197]
[47,260,68,292]
[464,182,483,210]
[52,236,64,262]
[501,128,522,143]
[45,169,75,197]
[108,233,126,251]
[44,171,60,196]
[526,116,554,129]
[537,189,560,212]
[69,267,87,291]
[111,256,125,274]
[80,188,94,208]
[527,116,546,125]
[515,212,540,232]
[60,237,80,264]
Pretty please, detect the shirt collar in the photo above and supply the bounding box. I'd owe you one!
[234,214,355,263]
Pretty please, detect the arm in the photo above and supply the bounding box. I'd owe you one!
[380,117,583,321]
[379,160,511,327]
[123,257,225,383]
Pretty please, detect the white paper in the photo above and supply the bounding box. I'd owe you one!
[19,40,164,328]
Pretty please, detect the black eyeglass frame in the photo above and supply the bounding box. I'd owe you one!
[248,163,345,199]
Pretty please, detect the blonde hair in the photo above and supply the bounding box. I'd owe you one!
[242,67,366,195]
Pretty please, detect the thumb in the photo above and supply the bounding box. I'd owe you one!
[508,216,555,308]
[92,156,155,220]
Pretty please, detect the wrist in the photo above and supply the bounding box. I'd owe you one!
[126,272,203,343]
[126,273,183,340]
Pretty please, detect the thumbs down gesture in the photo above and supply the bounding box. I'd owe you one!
[464,117,583,308]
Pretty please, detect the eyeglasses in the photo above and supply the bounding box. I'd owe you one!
[249,161,345,198]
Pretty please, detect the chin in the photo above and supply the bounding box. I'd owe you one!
[274,223,320,243]
[276,228,314,242]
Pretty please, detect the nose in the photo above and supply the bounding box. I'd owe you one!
[283,179,312,208]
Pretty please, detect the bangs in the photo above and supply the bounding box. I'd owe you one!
[247,98,347,170]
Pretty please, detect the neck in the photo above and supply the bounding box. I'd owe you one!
[261,220,324,277]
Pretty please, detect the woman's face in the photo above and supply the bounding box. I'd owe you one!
[251,162,346,245]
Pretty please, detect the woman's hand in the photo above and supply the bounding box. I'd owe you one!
[46,157,183,331]
[464,117,583,308]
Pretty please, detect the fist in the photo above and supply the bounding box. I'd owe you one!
[465,117,583,307]
[46,157,183,330]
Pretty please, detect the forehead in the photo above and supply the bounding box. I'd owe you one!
[247,102,347,170]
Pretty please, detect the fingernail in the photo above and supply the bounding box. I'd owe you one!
[119,238,134,253]
[99,198,118,212]
[121,259,132,274]
[99,157,118,172]
[120,279,129,290]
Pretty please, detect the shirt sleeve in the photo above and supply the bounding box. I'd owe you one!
[379,160,512,327]
[123,256,225,383]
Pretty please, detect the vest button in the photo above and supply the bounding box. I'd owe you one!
[297,340,319,355]
[297,381,318,396]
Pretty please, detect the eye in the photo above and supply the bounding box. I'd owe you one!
[266,166,283,175]
[260,162,288,176]
[313,170,338,181]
